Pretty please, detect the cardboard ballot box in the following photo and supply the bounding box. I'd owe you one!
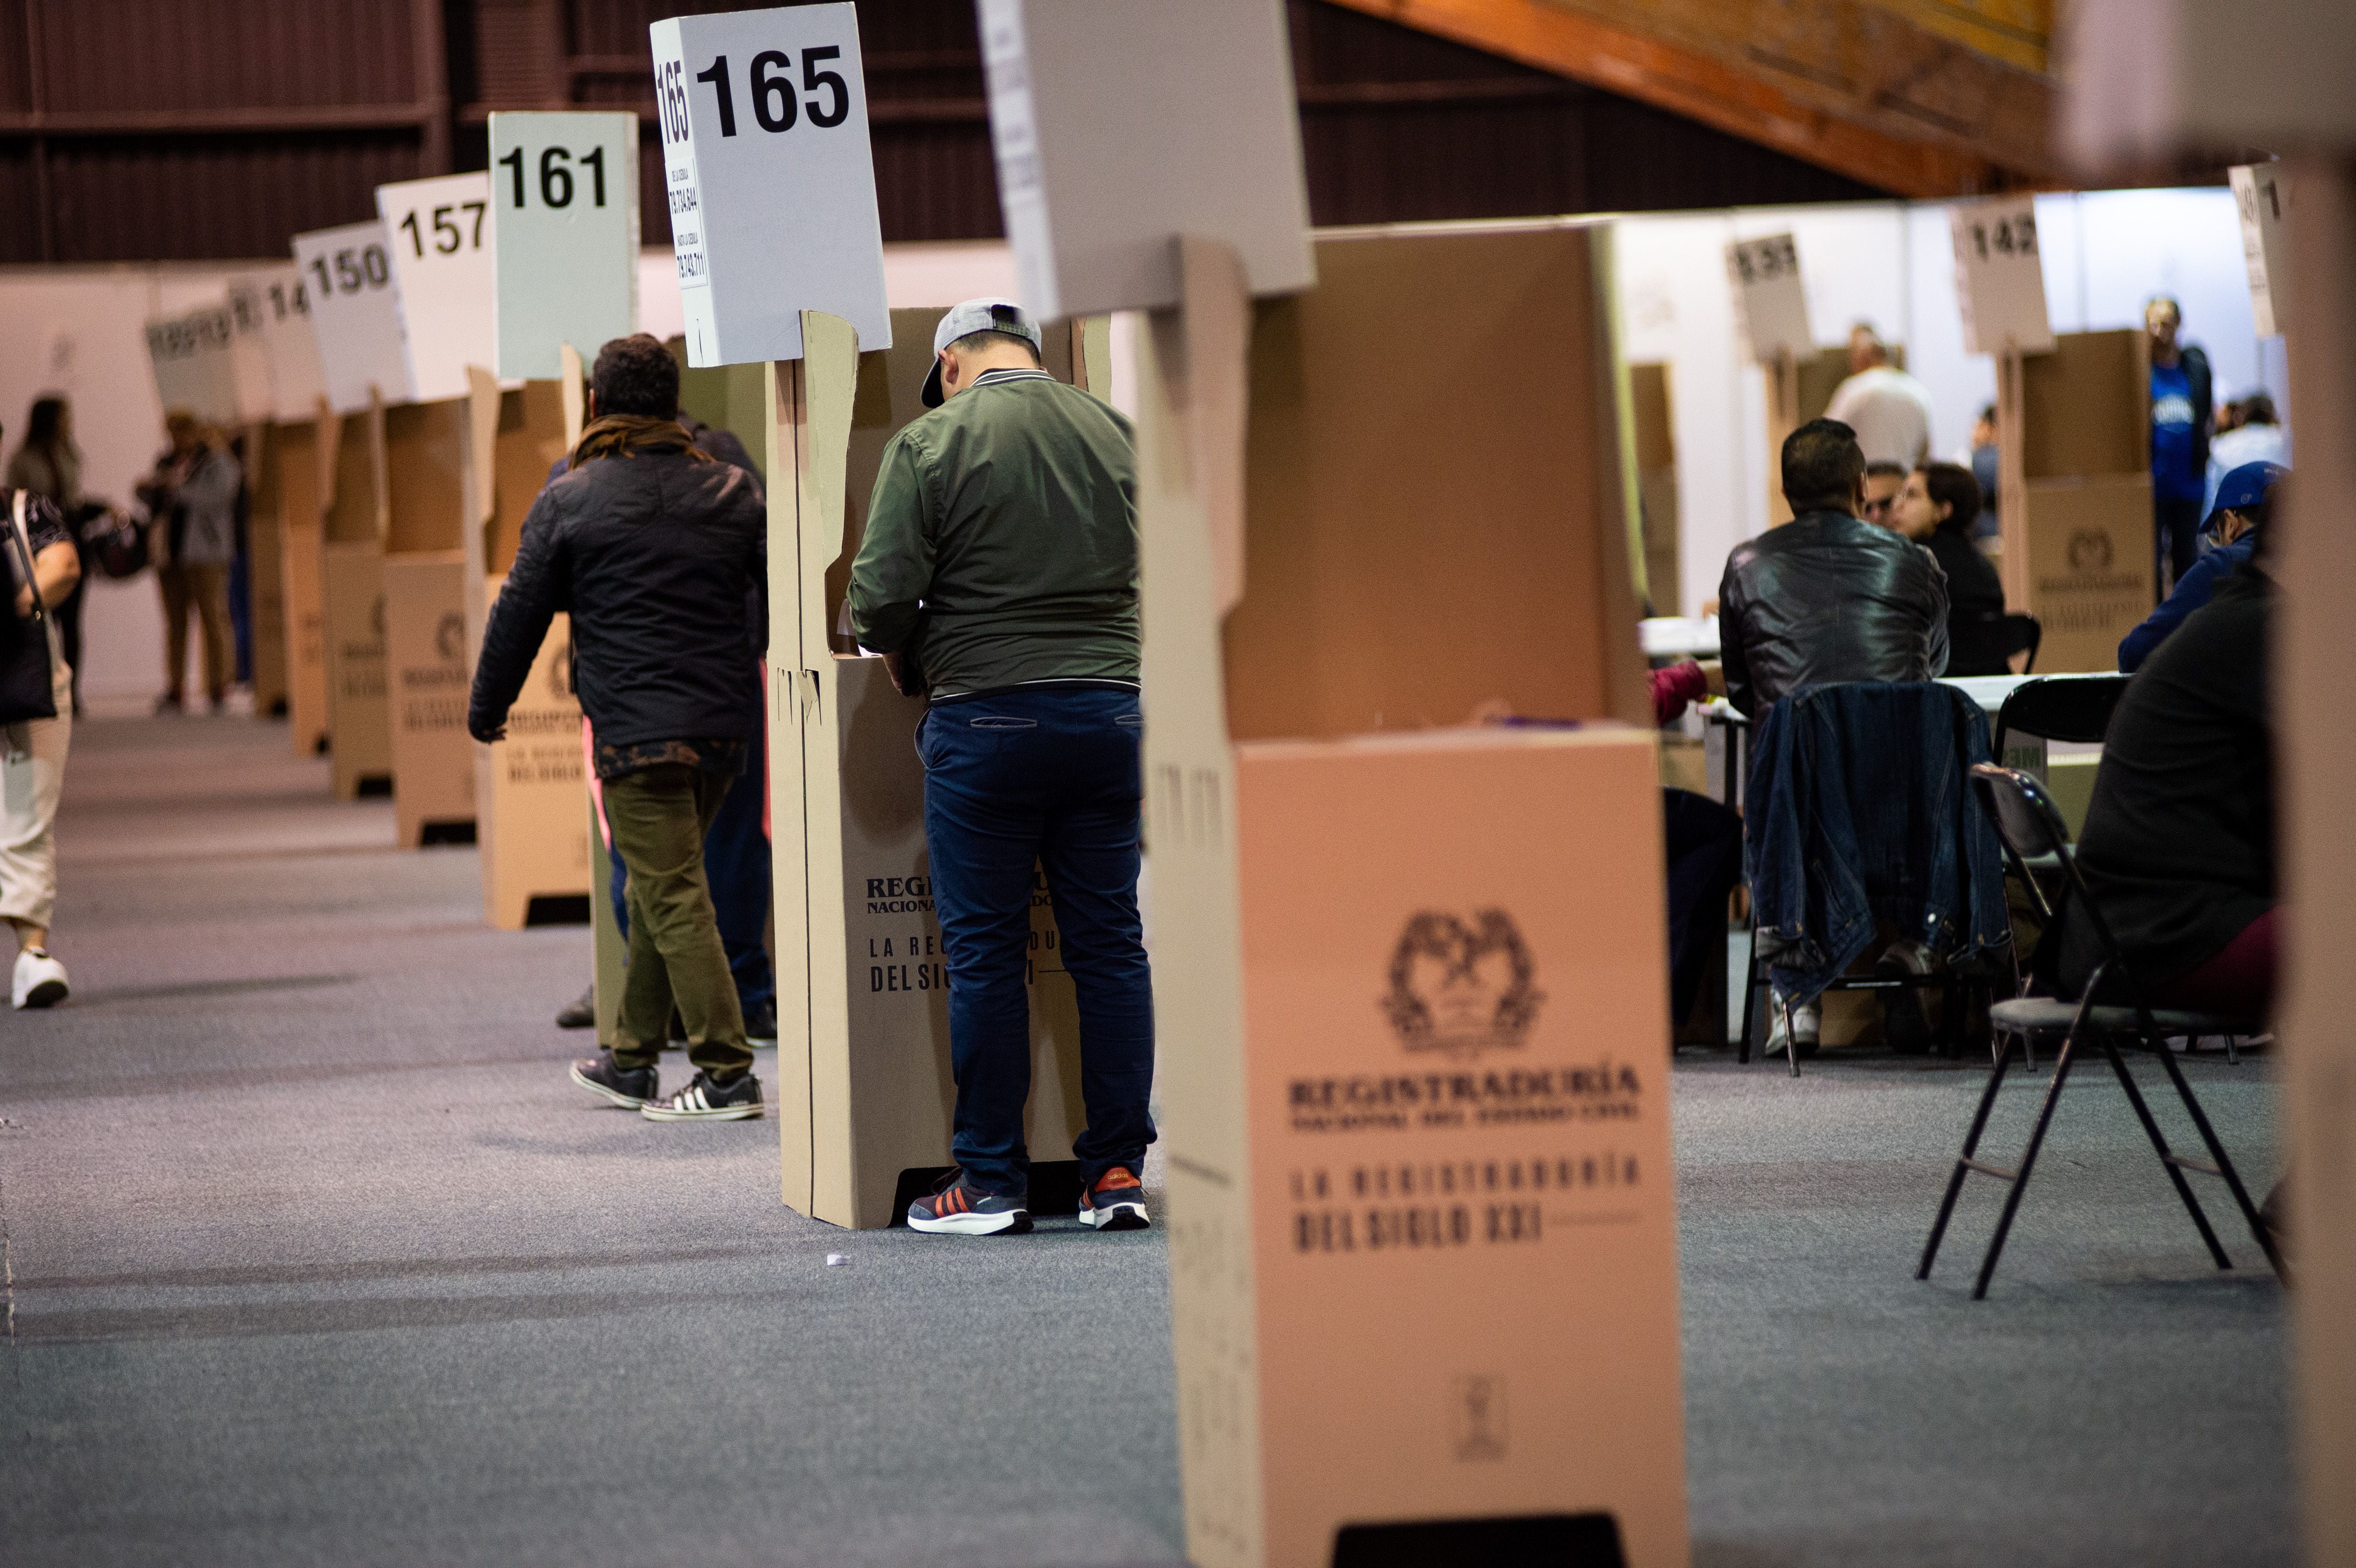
[321,401,390,798]
[1998,329,2156,671]
[1139,223,1683,1568]
[243,422,290,719]
[768,307,1106,1228]
[272,417,330,756]
[381,399,475,846]
[463,377,590,930]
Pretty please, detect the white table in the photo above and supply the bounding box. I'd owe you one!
[1641,616,1720,660]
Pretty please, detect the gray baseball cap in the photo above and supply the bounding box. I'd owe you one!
[922,297,1045,408]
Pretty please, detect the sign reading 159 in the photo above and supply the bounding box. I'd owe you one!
[658,46,851,141]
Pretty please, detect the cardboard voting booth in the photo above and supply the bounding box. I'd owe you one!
[242,422,290,719]
[1137,225,1686,1568]
[1996,329,2156,672]
[321,396,391,799]
[275,414,330,755]
[1630,362,1679,614]
[764,307,1107,1229]
[461,375,588,929]
[381,398,475,847]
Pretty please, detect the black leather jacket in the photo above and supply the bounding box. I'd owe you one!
[1718,509,1949,718]
[469,448,766,748]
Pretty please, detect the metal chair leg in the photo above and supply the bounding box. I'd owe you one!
[1738,934,1757,1065]
[1972,1030,2083,1299]
[1779,992,1803,1077]
[2223,1033,2240,1067]
[2099,1035,2231,1271]
[1920,1029,2021,1280]
[2150,1043,2283,1278]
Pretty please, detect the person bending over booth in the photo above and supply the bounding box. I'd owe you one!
[469,334,768,1124]
[2118,461,2285,674]
[1892,460,2009,676]
[1718,418,1950,719]
[849,298,1154,1238]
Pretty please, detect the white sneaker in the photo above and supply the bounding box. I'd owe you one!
[1766,998,1820,1058]
[13,947,69,1009]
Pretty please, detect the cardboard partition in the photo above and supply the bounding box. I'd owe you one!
[321,541,390,799]
[766,306,1107,1228]
[2020,329,2147,481]
[243,423,290,719]
[2020,476,2156,671]
[1140,224,1682,1567]
[476,580,588,929]
[274,420,329,755]
[1630,362,1680,615]
[382,552,474,846]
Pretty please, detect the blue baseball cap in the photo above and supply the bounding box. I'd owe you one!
[2206,461,2287,532]
[921,297,1045,408]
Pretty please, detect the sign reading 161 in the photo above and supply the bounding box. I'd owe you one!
[660,46,849,141]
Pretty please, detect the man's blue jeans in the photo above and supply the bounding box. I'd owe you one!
[605,760,774,1018]
[919,685,1155,1197]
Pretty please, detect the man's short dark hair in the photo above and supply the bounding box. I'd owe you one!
[947,328,1041,365]
[2240,392,2277,426]
[1864,460,1907,482]
[1782,418,1865,513]
[1915,460,1981,528]
[590,333,680,419]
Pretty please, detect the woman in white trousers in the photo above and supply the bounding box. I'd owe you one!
[2,472,83,1008]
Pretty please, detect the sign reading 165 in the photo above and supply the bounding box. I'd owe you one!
[660,47,850,142]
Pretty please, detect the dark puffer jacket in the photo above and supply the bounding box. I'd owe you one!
[468,448,766,748]
[1718,509,1950,718]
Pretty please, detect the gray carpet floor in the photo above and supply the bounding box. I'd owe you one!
[0,716,2293,1566]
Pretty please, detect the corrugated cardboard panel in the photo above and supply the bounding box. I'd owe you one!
[274,421,329,756]
[1227,223,1642,740]
[321,540,390,798]
[383,398,466,554]
[2022,476,2154,672]
[488,383,569,573]
[476,576,588,929]
[323,404,380,545]
[246,423,289,719]
[1236,729,1686,1566]
[2021,329,2147,480]
[383,552,474,846]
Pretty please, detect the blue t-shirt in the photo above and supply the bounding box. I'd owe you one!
[2150,362,2202,501]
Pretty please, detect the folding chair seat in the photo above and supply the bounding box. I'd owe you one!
[1917,765,2281,1298]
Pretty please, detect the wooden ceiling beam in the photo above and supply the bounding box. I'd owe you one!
[1318,0,2051,197]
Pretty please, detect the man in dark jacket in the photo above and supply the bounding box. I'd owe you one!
[469,333,767,1122]
[1718,418,1950,719]
[1892,460,2009,675]
[2146,295,2213,597]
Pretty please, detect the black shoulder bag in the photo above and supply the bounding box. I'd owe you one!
[0,490,60,725]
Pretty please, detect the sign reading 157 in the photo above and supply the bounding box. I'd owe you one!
[657,46,851,140]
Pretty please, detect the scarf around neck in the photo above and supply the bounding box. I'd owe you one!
[571,414,715,468]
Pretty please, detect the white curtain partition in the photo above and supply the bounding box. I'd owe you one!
[1614,188,2284,617]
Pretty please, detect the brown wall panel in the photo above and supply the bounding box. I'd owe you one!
[31,0,420,113]
[39,134,424,263]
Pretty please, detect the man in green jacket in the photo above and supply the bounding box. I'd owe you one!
[849,298,1153,1237]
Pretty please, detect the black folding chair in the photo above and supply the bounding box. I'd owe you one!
[1990,672,2129,761]
[1918,765,2281,1298]
[1949,611,2041,678]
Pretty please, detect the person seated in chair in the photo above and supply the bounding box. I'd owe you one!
[2117,461,2284,674]
[1891,460,2009,676]
[1718,418,1950,719]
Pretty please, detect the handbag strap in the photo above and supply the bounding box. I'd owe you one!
[9,490,46,628]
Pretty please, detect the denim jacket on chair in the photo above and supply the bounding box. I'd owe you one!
[1744,682,2012,1008]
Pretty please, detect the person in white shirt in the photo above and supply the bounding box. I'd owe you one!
[1824,324,1935,469]
[2204,393,2288,514]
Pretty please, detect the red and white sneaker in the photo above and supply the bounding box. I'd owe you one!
[1079,1166,1150,1231]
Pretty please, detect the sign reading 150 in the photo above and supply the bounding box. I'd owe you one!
[308,242,389,298]
[658,46,850,142]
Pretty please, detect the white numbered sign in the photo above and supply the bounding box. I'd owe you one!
[979,0,1314,318]
[231,266,329,423]
[1725,231,1811,363]
[377,171,498,402]
[292,219,413,414]
[1950,196,2053,355]
[491,111,641,379]
[649,3,890,365]
[144,307,241,425]
[221,282,281,424]
[2229,164,2290,338]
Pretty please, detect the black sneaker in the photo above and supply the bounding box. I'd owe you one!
[570,1052,657,1108]
[641,1070,764,1121]
[1079,1166,1150,1231]
[743,1000,777,1049]
[906,1170,1031,1236]
[555,984,596,1030]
